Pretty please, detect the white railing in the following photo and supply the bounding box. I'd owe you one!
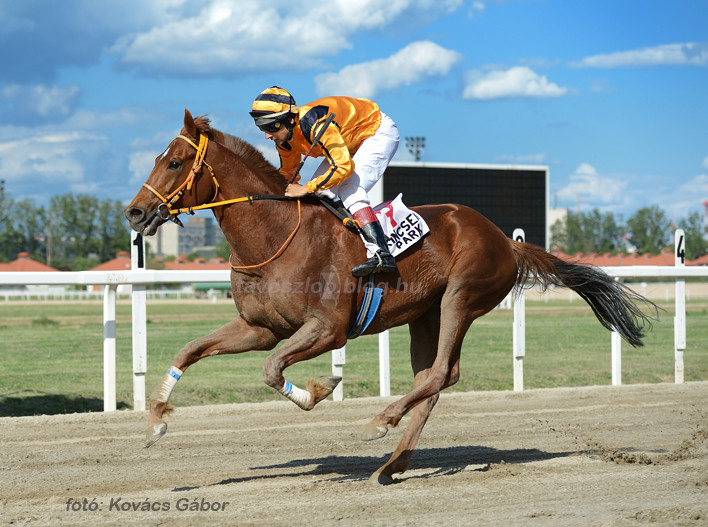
[510,229,704,391]
[1,231,705,412]
[0,234,231,413]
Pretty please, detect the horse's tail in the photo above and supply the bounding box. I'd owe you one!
[510,240,659,347]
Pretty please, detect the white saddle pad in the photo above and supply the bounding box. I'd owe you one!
[373,193,430,257]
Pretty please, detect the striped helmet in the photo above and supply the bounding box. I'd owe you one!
[249,86,297,130]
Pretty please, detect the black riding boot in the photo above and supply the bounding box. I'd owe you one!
[351,221,397,277]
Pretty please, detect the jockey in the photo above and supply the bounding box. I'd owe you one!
[250,86,399,277]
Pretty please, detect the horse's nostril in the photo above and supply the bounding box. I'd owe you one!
[125,207,144,221]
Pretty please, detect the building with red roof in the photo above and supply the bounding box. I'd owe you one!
[550,247,705,267]
[89,251,132,272]
[0,252,59,272]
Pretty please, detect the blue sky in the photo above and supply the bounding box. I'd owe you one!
[1,0,707,222]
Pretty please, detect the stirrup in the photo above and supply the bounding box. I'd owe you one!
[351,252,397,277]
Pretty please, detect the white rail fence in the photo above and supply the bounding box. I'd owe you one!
[0,230,705,412]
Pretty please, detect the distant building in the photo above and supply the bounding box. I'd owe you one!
[87,251,132,294]
[144,215,222,259]
[0,252,59,297]
[0,252,58,272]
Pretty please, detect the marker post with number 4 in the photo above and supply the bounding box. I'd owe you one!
[512,228,525,392]
[674,229,685,384]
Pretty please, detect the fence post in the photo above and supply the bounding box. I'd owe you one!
[512,228,526,392]
[674,229,686,384]
[103,284,117,412]
[332,347,345,401]
[131,232,148,411]
[611,324,622,386]
[379,330,391,396]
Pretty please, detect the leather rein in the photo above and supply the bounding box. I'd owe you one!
[142,133,301,270]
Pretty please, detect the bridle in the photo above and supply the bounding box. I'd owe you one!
[143,134,220,225]
[141,132,301,270]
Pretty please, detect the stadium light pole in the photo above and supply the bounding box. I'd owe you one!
[405,136,426,162]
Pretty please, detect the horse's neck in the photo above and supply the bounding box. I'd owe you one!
[211,153,300,268]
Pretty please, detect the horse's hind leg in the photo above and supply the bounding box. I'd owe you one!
[363,290,473,442]
[369,307,461,485]
[145,315,278,447]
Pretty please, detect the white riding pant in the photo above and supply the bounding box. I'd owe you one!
[312,112,399,214]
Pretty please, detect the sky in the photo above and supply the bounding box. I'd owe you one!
[1,0,707,223]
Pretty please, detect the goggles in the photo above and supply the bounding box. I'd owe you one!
[257,120,284,133]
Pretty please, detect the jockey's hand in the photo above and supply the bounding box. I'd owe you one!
[285,183,309,198]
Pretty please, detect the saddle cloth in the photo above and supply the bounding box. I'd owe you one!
[373,194,430,257]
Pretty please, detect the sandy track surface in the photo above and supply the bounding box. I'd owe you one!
[2,382,707,526]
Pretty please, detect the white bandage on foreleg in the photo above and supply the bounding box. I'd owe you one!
[281,380,312,410]
[153,366,183,402]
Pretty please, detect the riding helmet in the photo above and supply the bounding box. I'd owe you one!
[250,86,297,130]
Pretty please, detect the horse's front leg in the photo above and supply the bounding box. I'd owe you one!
[262,318,344,410]
[146,315,278,447]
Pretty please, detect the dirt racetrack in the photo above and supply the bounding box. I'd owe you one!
[2,382,707,526]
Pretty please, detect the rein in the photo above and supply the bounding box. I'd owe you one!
[142,133,301,270]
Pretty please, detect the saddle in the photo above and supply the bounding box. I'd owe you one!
[313,194,430,338]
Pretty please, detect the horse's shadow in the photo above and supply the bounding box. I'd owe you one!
[173,445,574,490]
[0,392,130,416]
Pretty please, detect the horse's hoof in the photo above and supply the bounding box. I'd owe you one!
[369,471,396,486]
[145,423,167,448]
[308,376,343,406]
[362,422,388,441]
[316,375,342,391]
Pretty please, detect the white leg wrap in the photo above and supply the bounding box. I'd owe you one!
[153,366,183,403]
[281,380,312,410]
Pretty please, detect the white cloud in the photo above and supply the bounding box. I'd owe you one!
[111,0,464,75]
[129,150,160,187]
[702,157,708,169]
[494,153,547,165]
[570,42,708,68]
[314,41,461,98]
[0,133,86,184]
[1,84,81,117]
[462,66,568,100]
[66,108,146,130]
[556,163,627,205]
[677,173,708,196]
[469,1,485,18]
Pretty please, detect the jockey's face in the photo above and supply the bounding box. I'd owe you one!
[265,124,290,146]
[263,118,295,146]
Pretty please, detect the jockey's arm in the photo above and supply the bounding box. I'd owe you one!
[304,123,354,193]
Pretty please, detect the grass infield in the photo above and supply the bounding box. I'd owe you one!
[0,298,706,416]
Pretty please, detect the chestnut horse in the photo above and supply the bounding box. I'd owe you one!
[124,110,656,485]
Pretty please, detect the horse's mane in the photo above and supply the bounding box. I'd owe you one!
[194,115,287,191]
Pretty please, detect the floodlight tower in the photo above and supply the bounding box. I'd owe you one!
[405,136,426,162]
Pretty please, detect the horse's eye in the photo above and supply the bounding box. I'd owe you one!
[168,160,181,170]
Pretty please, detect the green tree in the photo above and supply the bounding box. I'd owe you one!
[549,208,621,254]
[96,199,131,263]
[48,194,101,269]
[8,199,48,262]
[0,180,14,261]
[626,205,671,255]
[678,211,708,260]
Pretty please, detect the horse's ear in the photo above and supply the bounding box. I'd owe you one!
[184,109,196,137]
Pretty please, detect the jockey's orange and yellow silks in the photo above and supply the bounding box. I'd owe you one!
[276,97,382,193]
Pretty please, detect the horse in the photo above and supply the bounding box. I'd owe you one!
[124,109,657,485]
